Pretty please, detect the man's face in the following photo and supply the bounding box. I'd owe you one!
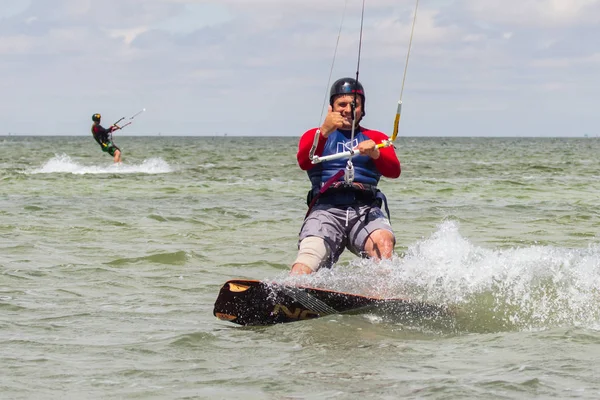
[332,94,363,128]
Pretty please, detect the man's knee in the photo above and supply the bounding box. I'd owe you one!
[292,236,331,273]
[365,229,395,260]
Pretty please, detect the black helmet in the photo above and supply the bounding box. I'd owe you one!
[329,77,366,116]
[92,113,101,122]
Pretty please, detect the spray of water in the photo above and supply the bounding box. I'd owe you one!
[278,221,600,333]
[30,154,173,174]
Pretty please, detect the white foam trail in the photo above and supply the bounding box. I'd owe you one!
[30,154,173,175]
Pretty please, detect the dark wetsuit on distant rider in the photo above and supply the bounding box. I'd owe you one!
[91,113,121,162]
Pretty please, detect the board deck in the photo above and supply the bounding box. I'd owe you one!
[213,279,451,326]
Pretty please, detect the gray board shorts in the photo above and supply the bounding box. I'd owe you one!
[298,203,395,266]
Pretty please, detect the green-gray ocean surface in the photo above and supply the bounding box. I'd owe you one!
[1,135,600,399]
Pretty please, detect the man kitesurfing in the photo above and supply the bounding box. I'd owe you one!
[212,0,431,325]
[91,113,122,163]
[291,78,401,275]
[291,0,419,275]
[90,109,145,163]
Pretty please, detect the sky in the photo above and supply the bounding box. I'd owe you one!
[1,0,599,137]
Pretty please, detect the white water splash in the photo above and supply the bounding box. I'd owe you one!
[277,220,600,331]
[30,154,173,174]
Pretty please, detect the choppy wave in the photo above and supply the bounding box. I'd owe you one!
[107,251,191,266]
[277,220,600,333]
[30,154,172,174]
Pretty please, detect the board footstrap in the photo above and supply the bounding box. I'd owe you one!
[279,285,338,315]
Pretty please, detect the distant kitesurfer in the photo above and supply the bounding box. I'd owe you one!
[291,77,401,275]
[91,113,122,163]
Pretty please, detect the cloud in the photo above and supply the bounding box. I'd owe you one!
[0,0,598,136]
[0,34,36,55]
[465,0,600,27]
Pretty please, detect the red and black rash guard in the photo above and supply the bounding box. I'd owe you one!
[297,127,401,190]
[91,124,113,146]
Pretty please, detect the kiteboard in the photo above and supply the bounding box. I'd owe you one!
[213,279,452,326]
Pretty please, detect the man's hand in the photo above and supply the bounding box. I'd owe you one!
[110,125,120,132]
[320,105,351,138]
[357,139,380,159]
